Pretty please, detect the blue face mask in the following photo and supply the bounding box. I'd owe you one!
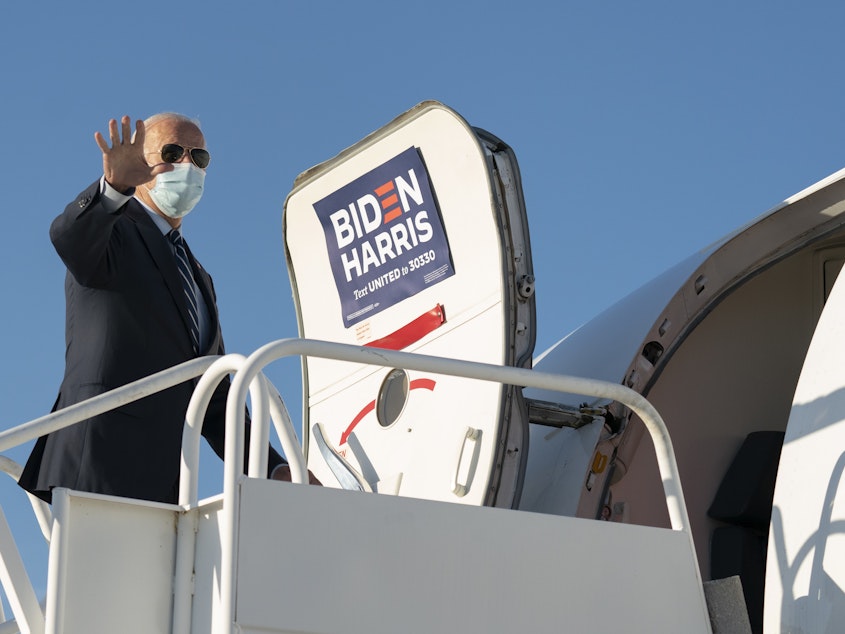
[147,163,205,218]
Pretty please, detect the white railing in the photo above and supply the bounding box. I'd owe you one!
[0,460,51,546]
[0,354,306,634]
[0,357,219,634]
[171,354,307,634]
[214,338,697,632]
[0,338,694,634]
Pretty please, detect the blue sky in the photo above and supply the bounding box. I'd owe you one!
[1,0,843,607]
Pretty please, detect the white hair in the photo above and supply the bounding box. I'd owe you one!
[143,112,202,130]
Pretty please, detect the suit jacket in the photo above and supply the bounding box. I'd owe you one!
[19,180,284,503]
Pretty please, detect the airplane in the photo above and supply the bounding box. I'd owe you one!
[0,100,843,632]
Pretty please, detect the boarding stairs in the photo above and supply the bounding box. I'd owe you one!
[0,338,733,634]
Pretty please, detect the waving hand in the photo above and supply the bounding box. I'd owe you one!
[94,116,172,193]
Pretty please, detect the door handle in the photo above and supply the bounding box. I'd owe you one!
[452,426,482,497]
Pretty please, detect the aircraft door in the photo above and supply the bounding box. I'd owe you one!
[765,254,845,632]
[283,101,535,507]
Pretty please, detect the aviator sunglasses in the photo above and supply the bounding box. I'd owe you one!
[148,143,211,169]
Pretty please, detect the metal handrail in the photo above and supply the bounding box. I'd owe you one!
[215,337,695,631]
[171,355,307,634]
[178,355,292,507]
[0,337,694,634]
[0,457,50,633]
[0,505,43,634]
[0,351,311,634]
[0,458,51,543]
[0,356,221,634]
[0,357,219,455]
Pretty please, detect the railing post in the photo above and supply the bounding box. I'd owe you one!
[0,506,44,634]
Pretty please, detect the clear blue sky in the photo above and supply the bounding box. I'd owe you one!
[1,0,843,606]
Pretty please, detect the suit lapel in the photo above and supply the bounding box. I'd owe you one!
[126,203,198,345]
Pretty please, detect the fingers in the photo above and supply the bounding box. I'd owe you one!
[134,118,145,147]
[97,116,156,189]
[107,118,119,146]
[94,130,109,153]
[99,115,140,151]
[120,116,131,145]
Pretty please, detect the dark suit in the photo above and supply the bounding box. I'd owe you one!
[19,180,284,503]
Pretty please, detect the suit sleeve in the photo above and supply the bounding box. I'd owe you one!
[50,180,125,288]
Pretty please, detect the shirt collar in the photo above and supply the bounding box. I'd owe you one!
[134,196,181,237]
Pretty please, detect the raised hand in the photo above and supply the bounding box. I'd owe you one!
[94,116,173,193]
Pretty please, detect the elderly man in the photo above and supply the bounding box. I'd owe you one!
[20,113,308,504]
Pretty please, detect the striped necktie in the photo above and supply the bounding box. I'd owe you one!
[168,230,200,353]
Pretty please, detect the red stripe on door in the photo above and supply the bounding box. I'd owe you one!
[365,304,445,351]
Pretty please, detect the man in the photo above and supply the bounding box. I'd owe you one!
[19,113,308,504]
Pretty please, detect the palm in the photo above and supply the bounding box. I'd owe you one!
[95,116,171,193]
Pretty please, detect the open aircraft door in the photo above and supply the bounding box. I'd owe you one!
[283,101,535,507]
[765,248,845,632]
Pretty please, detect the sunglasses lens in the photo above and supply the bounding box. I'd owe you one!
[190,148,211,169]
[159,144,210,168]
[160,144,185,163]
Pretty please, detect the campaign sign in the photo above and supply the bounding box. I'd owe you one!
[313,147,455,327]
